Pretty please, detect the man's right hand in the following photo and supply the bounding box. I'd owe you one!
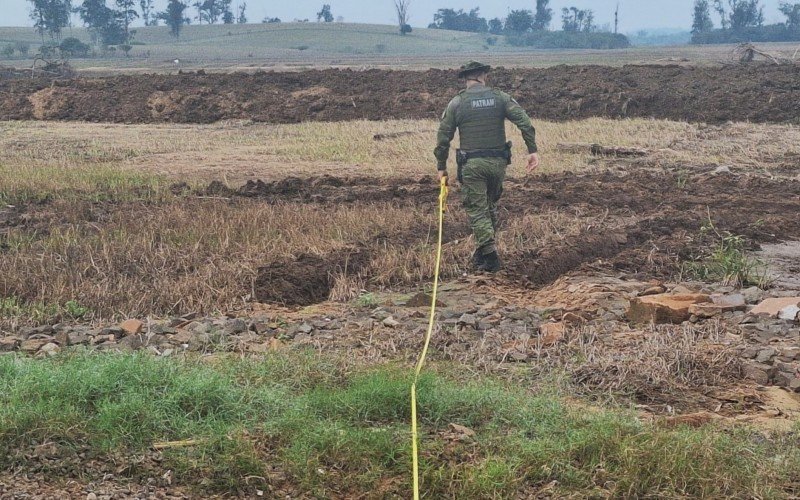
[526,153,540,174]
[437,170,449,185]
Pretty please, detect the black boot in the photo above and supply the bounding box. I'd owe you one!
[472,249,486,269]
[478,251,501,273]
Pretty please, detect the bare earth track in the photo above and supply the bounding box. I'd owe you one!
[3,63,800,124]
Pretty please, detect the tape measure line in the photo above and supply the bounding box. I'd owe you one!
[411,177,448,500]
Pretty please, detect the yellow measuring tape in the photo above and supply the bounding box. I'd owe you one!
[411,176,448,500]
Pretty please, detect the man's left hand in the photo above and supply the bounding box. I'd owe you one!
[526,153,540,174]
[437,170,449,185]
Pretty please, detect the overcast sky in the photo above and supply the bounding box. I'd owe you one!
[0,0,790,32]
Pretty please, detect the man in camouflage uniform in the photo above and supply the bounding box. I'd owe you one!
[434,61,540,272]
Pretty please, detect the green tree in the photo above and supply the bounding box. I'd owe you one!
[488,17,503,34]
[780,2,800,28]
[28,0,72,41]
[317,4,333,22]
[729,0,763,29]
[59,36,90,56]
[394,0,411,36]
[236,2,247,23]
[15,41,32,55]
[158,0,189,38]
[561,7,594,32]
[429,8,488,33]
[692,0,714,33]
[77,0,126,45]
[505,9,534,33]
[115,0,139,42]
[533,0,553,30]
[139,0,156,26]
[221,0,234,23]
[712,0,729,29]
[193,0,221,24]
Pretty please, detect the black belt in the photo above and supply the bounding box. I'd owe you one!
[455,142,513,183]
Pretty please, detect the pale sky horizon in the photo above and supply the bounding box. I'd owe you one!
[0,0,790,33]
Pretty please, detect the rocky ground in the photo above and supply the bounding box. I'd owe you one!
[3,269,799,427]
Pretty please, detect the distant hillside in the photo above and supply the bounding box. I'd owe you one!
[0,22,510,61]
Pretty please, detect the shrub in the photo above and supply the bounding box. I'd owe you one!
[59,37,90,57]
[507,31,630,49]
[1,45,14,57]
[14,41,30,56]
[692,24,800,44]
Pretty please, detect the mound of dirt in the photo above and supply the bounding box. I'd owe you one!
[3,64,800,124]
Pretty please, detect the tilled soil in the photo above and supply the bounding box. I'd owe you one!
[3,64,800,124]
[244,169,800,305]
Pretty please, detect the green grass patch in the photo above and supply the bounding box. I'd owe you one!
[682,219,770,287]
[0,351,797,496]
[0,163,170,205]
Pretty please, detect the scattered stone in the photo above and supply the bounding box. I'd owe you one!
[17,327,35,340]
[740,346,760,359]
[101,326,125,339]
[627,293,711,324]
[640,285,667,296]
[755,347,776,364]
[508,350,529,362]
[741,286,764,304]
[790,378,800,393]
[751,297,800,318]
[458,314,477,327]
[712,293,746,310]
[20,339,49,353]
[742,362,775,385]
[778,305,800,322]
[370,308,390,321]
[404,292,447,308]
[382,316,400,328]
[670,285,696,294]
[539,322,566,346]
[187,321,211,335]
[224,318,248,335]
[118,334,145,351]
[712,165,731,175]
[775,371,794,387]
[660,411,718,428]
[448,423,476,438]
[40,342,60,356]
[0,337,20,352]
[297,322,314,334]
[120,319,144,336]
[562,312,587,325]
[779,347,800,362]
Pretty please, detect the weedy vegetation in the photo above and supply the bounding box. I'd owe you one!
[0,351,798,497]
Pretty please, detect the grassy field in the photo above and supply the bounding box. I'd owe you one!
[2,22,799,73]
[1,350,798,497]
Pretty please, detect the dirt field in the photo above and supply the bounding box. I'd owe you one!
[3,62,800,496]
[3,63,800,124]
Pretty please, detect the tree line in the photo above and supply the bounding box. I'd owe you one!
[691,0,800,43]
[25,0,250,46]
[427,2,629,49]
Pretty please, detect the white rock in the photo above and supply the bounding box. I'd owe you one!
[778,305,800,322]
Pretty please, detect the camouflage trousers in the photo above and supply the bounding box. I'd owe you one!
[459,157,506,255]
